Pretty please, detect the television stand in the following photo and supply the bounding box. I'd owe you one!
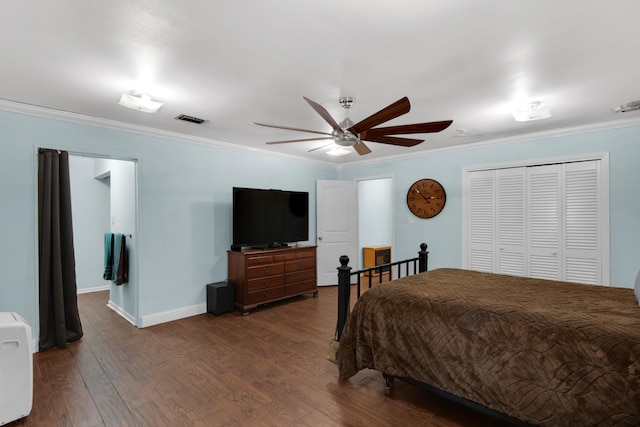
[228,245,317,314]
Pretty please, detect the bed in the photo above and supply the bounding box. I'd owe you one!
[335,254,640,426]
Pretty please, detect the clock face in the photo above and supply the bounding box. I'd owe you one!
[407,179,446,219]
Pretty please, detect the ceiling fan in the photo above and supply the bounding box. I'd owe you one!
[253,96,453,155]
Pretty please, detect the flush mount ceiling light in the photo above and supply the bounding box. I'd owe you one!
[512,101,551,122]
[118,90,163,113]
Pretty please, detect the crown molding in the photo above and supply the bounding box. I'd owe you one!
[2,98,639,170]
[0,99,337,168]
[338,115,640,167]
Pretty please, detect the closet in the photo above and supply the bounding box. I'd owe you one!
[463,157,608,285]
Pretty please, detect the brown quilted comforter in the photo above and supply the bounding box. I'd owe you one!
[337,268,640,426]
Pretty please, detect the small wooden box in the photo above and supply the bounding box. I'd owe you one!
[363,246,392,277]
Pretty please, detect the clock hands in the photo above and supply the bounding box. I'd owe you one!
[414,189,436,201]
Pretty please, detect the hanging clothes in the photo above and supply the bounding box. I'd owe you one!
[103,233,114,280]
[112,233,129,285]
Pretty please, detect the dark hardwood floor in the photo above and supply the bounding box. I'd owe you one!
[12,285,509,426]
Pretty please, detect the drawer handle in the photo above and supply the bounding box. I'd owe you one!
[264,279,270,285]
[263,267,270,273]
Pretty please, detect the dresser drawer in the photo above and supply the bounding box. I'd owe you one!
[246,255,274,267]
[247,275,284,292]
[247,286,285,305]
[247,263,284,279]
[273,252,296,262]
[295,248,316,259]
[284,280,316,296]
[285,258,315,272]
[285,269,315,284]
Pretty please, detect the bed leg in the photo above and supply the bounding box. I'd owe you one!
[383,374,394,395]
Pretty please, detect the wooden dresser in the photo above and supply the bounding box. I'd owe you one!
[228,245,317,314]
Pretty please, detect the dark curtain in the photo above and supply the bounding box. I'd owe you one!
[38,149,83,351]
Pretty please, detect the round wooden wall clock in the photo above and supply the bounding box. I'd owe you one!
[406,178,446,218]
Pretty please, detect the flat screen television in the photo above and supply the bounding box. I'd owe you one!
[232,187,309,250]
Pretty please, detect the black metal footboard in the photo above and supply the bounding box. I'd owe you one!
[336,243,428,340]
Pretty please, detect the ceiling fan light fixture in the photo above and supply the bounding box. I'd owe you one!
[119,90,163,113]
[512,101,551,122]
[326,146,351,156]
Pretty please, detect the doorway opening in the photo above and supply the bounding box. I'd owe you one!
[67,154,138,325]
[357,176,394,270]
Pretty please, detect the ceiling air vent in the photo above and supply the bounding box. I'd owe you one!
[613,100,640,113]
[175,114,207,124]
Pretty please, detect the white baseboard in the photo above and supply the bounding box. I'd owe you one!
[139,303,207,328]
[107,300,136,326]
[77,285,110,294]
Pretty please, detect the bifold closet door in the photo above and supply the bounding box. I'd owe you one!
[526,164,562,280]
[563,160,601,285]
[496,168,526,276]
[466,169,495,272]
[465,159,604,285]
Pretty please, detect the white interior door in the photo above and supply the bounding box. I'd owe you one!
[316,180,357,286]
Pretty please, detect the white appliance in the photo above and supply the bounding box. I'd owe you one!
[0,312,33,425]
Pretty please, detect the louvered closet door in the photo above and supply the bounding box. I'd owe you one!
[467,170,495,272]
[465,158,605,284]
[564,160,600,284]
[526,164,562,280]
[496,168,526,276]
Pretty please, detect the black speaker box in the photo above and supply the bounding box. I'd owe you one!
[206,281,235,315]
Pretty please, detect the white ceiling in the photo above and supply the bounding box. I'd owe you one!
[2,1,640,164]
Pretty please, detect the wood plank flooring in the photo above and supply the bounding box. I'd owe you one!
[12,286,511,426]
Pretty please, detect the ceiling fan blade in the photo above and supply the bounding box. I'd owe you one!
[362,134,424,147]
[266,137,333,145]
[366,120,453,136]
[302,97,343,133]
[307,142,335,153]
[348,97,411,135]
[252,122,333,137]
[353,140,372,155]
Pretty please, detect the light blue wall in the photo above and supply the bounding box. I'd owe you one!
[339,125,640,289]
[0,109,336,336]
[69,155,111,292]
